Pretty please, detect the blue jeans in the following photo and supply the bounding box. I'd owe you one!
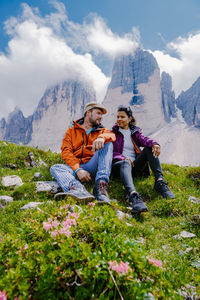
[112,147,163,195]
[50,142,113,192]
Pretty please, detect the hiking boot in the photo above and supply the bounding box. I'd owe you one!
[93,180,111,204]
[129,192,148,214]
[154,179,175,199]
[54,183,94,202]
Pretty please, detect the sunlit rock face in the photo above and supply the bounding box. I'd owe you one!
[29,81,96,151]
[103,49,166,134]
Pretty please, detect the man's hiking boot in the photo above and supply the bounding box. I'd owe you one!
[54,183,94,202]
[93,180,111,204]
[129,192,148,214]
[154,179,175,199]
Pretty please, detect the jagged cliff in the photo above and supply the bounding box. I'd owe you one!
[160,72,176,122]
[176,76,200,127]
[103,49,166,134]
[0,81,96,151]
[30,81,96,151]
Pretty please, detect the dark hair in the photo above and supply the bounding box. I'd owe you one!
[117,105,136,127]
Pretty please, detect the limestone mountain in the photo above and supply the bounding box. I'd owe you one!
[29,80,96,151]
[176,76,200,127]
[0,81,96,151]
[103,49,170,134]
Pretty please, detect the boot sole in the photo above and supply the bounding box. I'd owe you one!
[54,192,95,204]
[131,207,148,214]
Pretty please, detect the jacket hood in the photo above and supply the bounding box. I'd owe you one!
[73,118,104,130]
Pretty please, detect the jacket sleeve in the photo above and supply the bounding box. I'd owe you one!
[98,128,116,143]
[61,129,81,171]
[135,129,159,148]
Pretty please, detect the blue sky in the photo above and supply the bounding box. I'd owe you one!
[0,0,200,118]
[1,0,200,52]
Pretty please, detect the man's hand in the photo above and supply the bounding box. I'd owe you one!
[152,144,160,157]
[92,137,104,152]
[76,169,91,182]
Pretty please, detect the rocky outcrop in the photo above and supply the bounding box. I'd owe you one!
[176,77,200,127]
[0,108,32,144]
[160,72,176,122]
[29,80,96,151]
[103,48,166,134]
[0,80,96,151]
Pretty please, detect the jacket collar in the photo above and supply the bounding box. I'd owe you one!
[112,123,139,134]
[73,118,104,130]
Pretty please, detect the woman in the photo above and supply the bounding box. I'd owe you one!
[112,105,174,214]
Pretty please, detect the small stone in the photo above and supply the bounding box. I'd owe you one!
[188,196,200,203]
[20,202,44,210]
[3,163,17,169]
[174,231,196,239]
[36,181,61,193]
[0,196,14,206]
[1,175,23,188]
[38,158,48,167]
[34,172,41,179]
[180,231,196,238]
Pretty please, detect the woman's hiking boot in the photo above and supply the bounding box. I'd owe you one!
[129,192,148,214]
[154,179,175,199]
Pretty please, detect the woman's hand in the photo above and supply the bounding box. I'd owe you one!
[152,144,160,157]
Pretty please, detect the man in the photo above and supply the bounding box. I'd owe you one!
[50,102,116,203]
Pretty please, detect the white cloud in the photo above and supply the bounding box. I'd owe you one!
[0,1,139,119]
[86,16,139,57]
[152,32,200,96]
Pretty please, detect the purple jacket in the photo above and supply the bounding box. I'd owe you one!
[112,124,159,163]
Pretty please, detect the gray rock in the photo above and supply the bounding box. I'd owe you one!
[0,196,14,207]
[36,181,61,193]
[189,196,200,203]
[1,175,23,188]
[34,172,42,179]
[20,202,44,210]
[160,72,176,122]
[0,107,33,144]
[115,209,132,220]
[174,231,196,239]
[176,76,200,127]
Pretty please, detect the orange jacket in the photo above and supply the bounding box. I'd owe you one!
[61,118,116,171]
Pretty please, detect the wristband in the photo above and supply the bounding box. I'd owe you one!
[74,168,82,174]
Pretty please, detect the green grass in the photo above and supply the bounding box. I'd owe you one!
[0,140,199,299]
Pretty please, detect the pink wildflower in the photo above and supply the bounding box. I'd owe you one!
[14,298,20,300]
[50,230,59,238]
[23,244,28,250]
[148,258,162,268]
[60,205,70,210]
[59,228,71,237]
[51,220,60,228]
[108,261,131,275]
[0,291,7,300]
[88,202,96,207]
[63,218,76,227]
[43,222,52,231]
[68,212,79,219]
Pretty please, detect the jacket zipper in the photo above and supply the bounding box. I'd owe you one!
[80,132,84,164]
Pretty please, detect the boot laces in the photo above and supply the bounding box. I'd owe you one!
[99,181,108,196]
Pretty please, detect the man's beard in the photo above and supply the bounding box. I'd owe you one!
[89,116,101,127]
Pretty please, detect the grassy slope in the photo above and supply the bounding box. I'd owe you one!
[0,140,199,299]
